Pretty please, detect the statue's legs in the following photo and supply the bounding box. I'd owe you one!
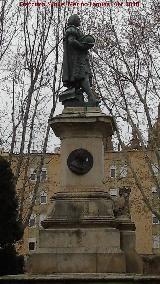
[80,77,96,102]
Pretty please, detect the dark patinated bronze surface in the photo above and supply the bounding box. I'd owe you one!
[62,14,99,106]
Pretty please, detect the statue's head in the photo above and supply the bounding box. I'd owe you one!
[67,14,80,27]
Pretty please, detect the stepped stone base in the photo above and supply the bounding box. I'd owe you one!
[26,221,142,274]
[27,226,126,274]
[27,252,125,274]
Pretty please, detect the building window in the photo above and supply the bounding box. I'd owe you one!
[119,165,128,178]
[152,235,160,249]
[29,168,37,181]
[152,186,159,198]
[152,186,157,193]
[28,191,37,205]
[110,165,116,178]
[39,214,46,227]
[28,214,36,227]
[110,188,118,197]
[40,168,47,181]
[40,191,47,204]
[151,164,159,176]
[28,238,36,251]
[152,214,160,224]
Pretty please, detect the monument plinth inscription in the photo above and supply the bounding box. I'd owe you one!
[27,14,142,274]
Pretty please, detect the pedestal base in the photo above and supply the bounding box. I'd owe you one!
[26,107,142,275]
[27,252,126,274]
[27,227,126,274]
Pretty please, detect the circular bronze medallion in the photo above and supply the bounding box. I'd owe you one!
[67,148,93,175]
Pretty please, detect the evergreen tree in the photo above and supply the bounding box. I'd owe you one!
[0,156,24,275]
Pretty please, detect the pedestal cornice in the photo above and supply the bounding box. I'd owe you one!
[49,107,116,138]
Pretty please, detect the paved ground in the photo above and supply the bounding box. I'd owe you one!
[0,273,160,283]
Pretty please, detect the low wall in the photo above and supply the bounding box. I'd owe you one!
[0,274,160,284]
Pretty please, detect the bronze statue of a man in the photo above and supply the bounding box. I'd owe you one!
[62,14,96,104]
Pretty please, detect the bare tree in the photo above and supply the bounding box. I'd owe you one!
[0,0,79,228]
[13,5,65,226]
[84,1,160,219]
[0,0,20,62]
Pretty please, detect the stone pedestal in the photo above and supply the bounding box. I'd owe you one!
[27,107,142,274]
[50,107,115,192]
